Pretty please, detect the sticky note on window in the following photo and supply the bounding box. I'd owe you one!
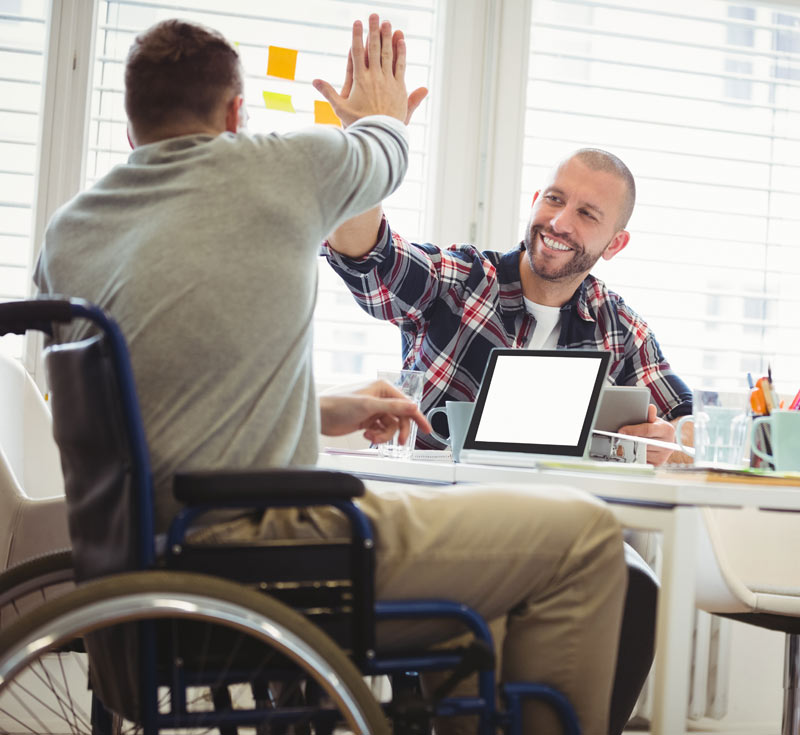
[314,100,342,127]
[263,91,295,113]
[267,46,298,81]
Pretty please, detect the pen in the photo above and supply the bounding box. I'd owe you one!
[756,376,774,414]
[790,389,800,411]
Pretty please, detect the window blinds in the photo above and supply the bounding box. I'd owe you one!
[0,4,46,301]
[90,0,438,383]
[0,3,46,357]
[521,0,800,391]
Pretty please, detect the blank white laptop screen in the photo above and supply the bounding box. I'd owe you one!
[463,349,611,457]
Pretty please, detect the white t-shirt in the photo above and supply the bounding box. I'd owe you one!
[523,297,562,349]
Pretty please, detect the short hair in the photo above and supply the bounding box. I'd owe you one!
[570,148,636,230]
[125,19,243,138]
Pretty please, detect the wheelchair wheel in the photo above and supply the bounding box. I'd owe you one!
[0,549,74,627]
[0,570,389,735]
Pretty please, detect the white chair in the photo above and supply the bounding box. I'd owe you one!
[697,506,800,735]
[0,352,68,570]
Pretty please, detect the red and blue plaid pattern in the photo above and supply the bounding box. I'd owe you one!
[324,219,692,449]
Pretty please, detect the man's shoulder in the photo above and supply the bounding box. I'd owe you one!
[582,273,629,312]
[438,243,515,274]
[581,274,653,342]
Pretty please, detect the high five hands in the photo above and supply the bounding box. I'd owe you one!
[313,14,428,127]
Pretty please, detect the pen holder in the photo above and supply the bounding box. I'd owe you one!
[750,421,773,470]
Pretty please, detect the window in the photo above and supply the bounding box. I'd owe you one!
[12,0,800,396]
[0,0,46,357]
[88,0,439,385]
[520,0,800,392]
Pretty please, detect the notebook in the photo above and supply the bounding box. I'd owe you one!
[458,348,645,470]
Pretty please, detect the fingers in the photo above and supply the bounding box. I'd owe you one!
[366,14,381,74]
[372,399,433,433]
[405,87,428,124]
[351,19,366,74]
[393,30,406,79]
[380,20,393,74]
[339,51,354,97]
[312,79,343,109]
[618,422,651,438]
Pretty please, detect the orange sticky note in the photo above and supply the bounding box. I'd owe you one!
[314,100,342,127]
[267,46,298,81]
[263,91,295,113]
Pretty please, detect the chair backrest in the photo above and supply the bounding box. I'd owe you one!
[0,298,156,582]
[0,351,64,499]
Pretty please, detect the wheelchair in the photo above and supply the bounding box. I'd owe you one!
[0,298,582,735]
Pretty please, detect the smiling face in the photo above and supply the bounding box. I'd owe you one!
[522,156,631,288]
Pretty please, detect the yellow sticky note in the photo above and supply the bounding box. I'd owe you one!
[267,46,298,81]
[263,91,295,113]
[314,100,342,127]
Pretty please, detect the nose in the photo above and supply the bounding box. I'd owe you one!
[550,207,576,234]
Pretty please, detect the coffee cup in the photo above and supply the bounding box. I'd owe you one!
[751,410,800,472]
[426,401,474,462]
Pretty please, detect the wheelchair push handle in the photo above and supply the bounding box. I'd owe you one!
[0,297,75,336]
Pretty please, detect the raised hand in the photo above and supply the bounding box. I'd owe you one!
[312,14,427,127]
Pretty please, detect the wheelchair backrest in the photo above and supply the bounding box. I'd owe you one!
[45,334,143,582]
[0,298,156,582]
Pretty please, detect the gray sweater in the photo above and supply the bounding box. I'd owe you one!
[34,115,408,531]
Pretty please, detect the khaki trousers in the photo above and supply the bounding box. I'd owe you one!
[193,480,626,735]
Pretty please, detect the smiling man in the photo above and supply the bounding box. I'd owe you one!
[324,148,691,463]
[324,148,690,735]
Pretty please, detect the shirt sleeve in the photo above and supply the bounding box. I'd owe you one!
[294,115,409,236]
[323,219,483,336]
[616,309,693,421]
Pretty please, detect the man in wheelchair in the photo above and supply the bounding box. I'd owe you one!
[31,14,636,735]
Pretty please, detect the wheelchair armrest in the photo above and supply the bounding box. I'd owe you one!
[172,468,365,505]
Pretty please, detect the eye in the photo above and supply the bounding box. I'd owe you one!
[579,209,598,222]
[544,194,562,204]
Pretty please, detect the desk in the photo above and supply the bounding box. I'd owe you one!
[318,450,800,735]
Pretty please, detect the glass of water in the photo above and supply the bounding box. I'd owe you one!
[375,369,425,459]
[675,389,750,468]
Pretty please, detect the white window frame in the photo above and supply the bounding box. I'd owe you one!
[21,0,800,391]
[23,0,503,383]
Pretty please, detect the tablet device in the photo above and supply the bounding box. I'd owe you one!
[460,348,611,461]
[594,385,650,432]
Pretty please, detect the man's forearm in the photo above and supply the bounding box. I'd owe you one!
[327,205,383,258]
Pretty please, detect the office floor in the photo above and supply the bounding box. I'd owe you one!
[628,620,785,735]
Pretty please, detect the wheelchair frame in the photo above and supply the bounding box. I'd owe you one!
[0,297,582,735]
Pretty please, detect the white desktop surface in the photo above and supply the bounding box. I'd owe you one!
[318,450,800,735]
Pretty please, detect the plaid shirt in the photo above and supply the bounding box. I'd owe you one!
[324,219,692,449]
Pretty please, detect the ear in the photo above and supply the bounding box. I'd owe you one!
[602,229,630,261]
[126,124,136,150]
[225,95,243,134]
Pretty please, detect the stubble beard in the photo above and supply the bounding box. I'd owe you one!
[524,225,606,282]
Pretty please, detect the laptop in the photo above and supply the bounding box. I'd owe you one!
[459,349,651,471]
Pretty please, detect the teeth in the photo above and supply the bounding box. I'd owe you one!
[543,235,571,252]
